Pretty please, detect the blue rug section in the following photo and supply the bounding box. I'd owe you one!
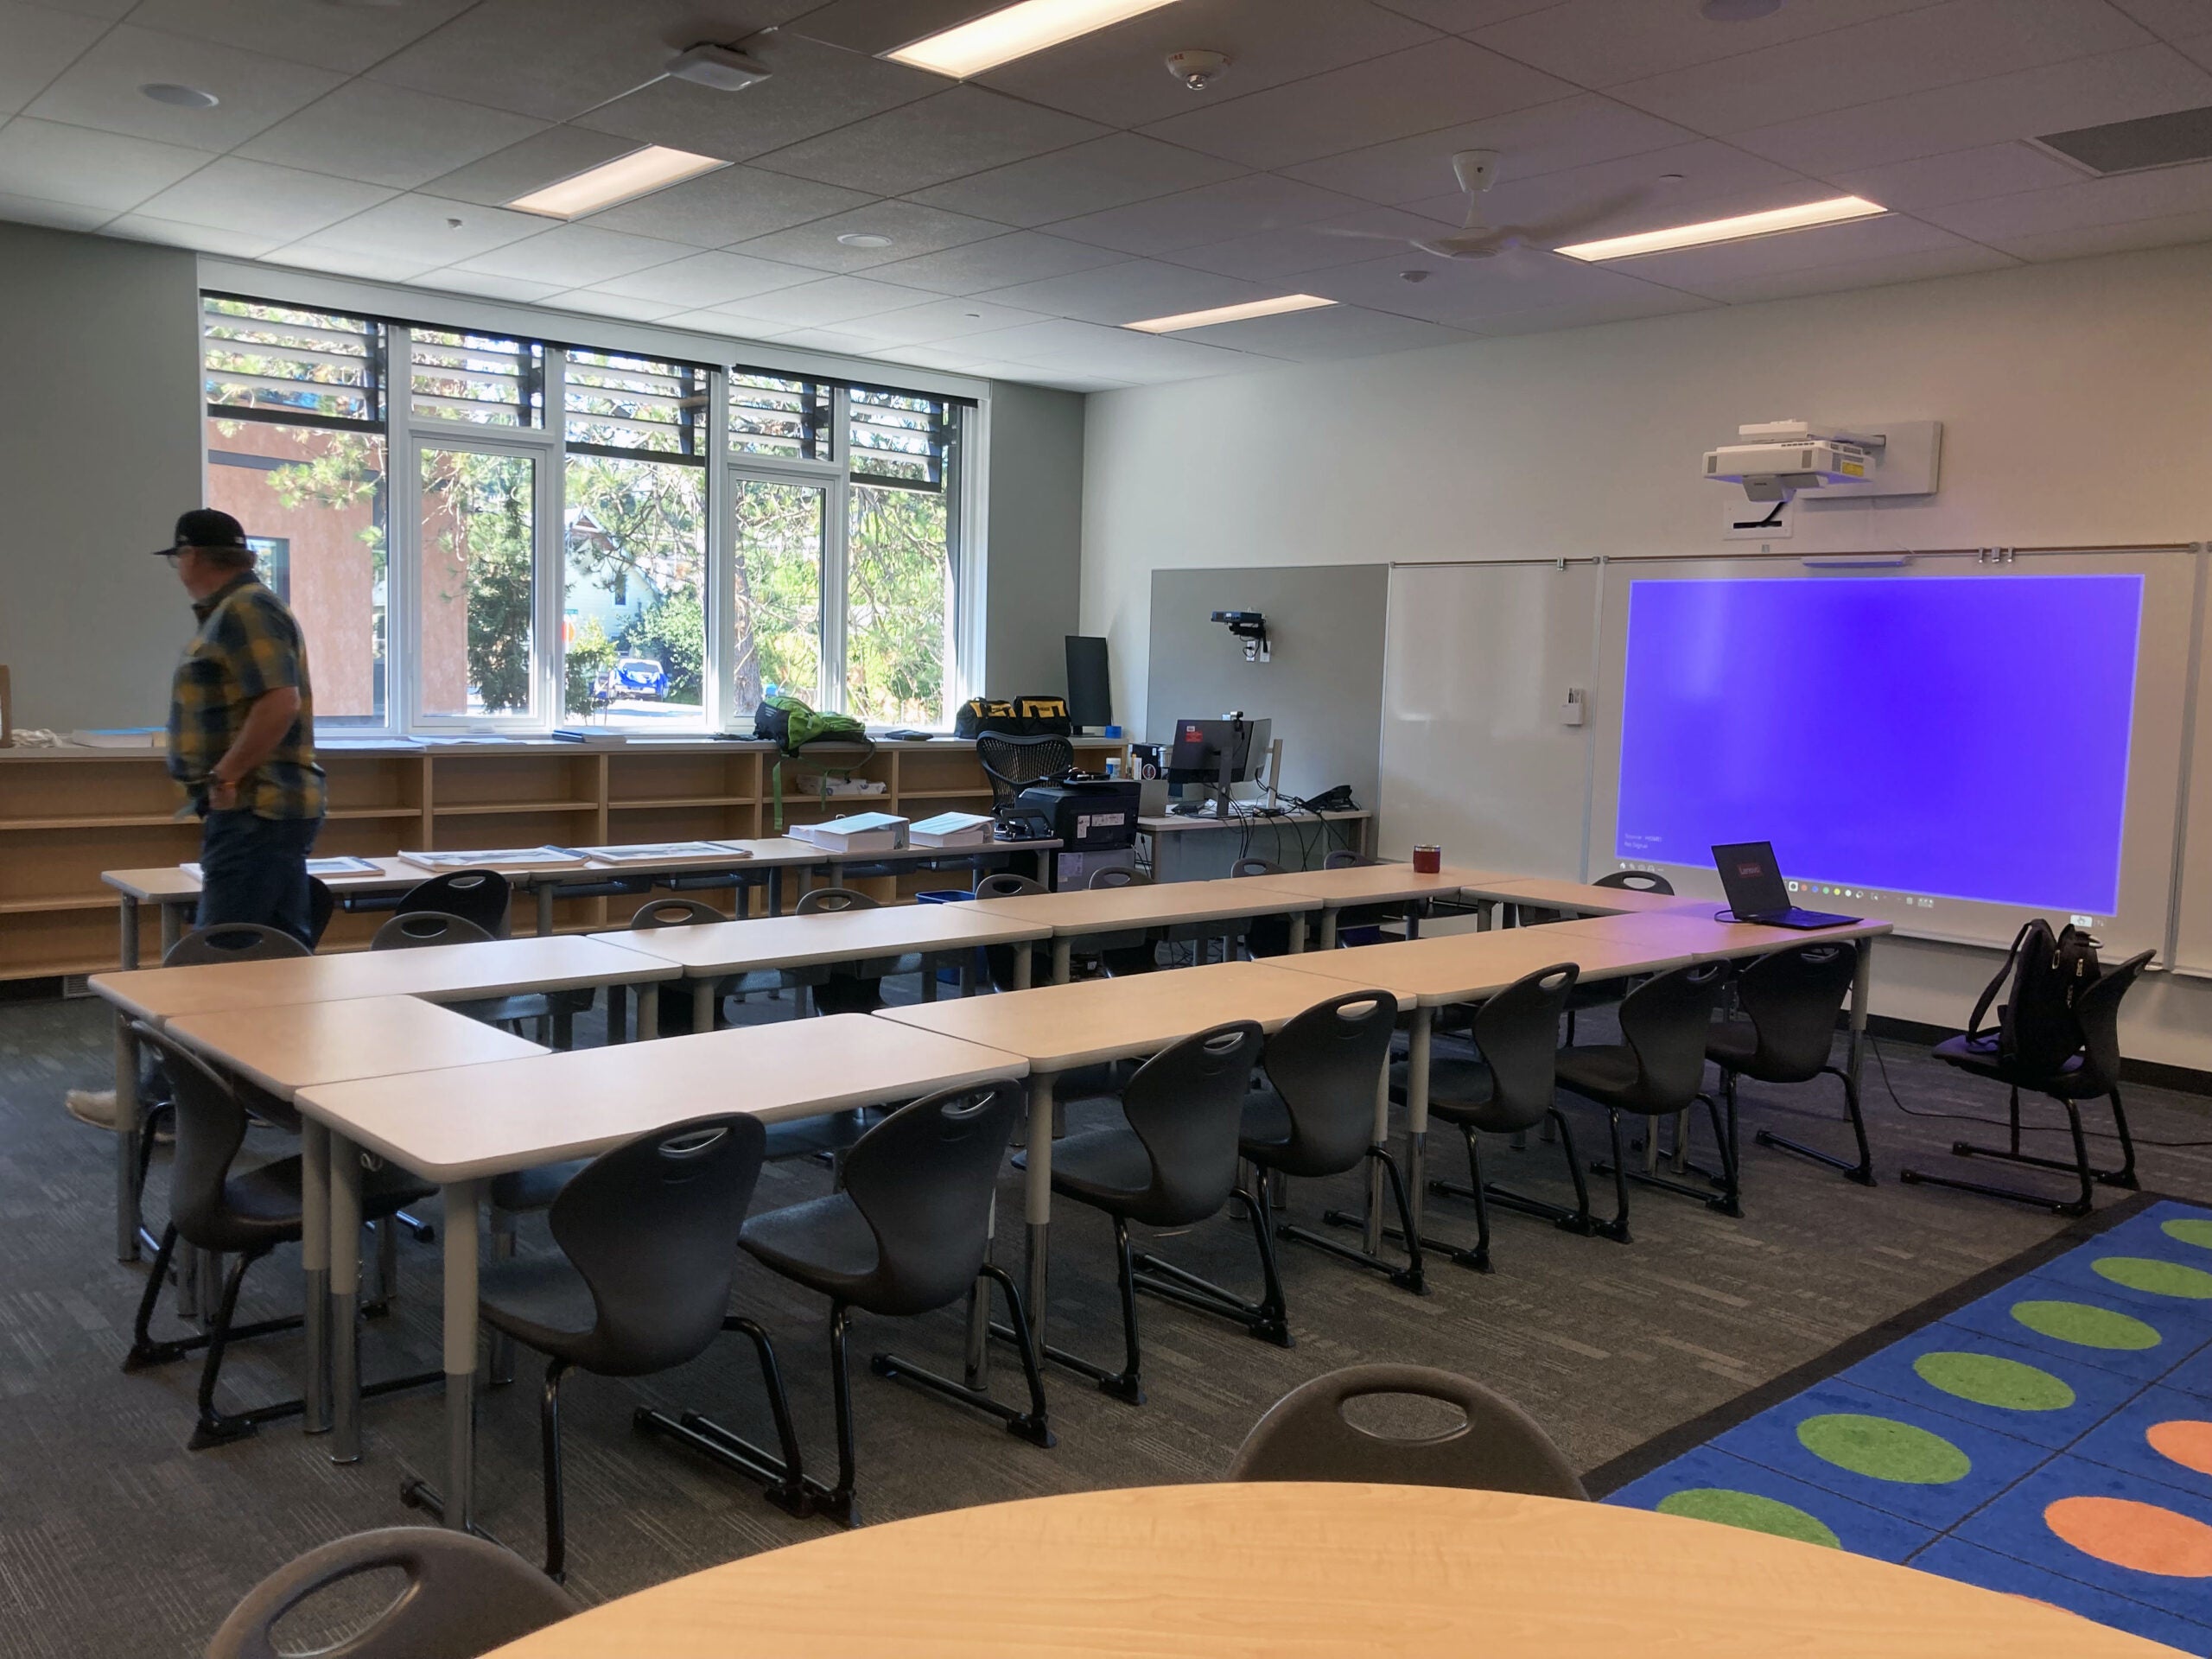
[1607,1198,2212,1653]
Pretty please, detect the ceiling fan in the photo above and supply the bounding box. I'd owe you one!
[1328,149,1655,267]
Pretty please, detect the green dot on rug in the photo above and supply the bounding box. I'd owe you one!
[2094,1256,2212,1300]
[2010,1299,2161,1351]
[1656,1489,1840,1548]
[1796,1413,1971,1484]
[2162,1218,2212,1251]
[1913,1351,2075,1412]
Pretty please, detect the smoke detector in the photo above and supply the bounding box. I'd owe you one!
[665,41,772,91]
[1165,49,1230,92]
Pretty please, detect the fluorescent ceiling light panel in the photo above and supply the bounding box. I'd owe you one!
[507,146,728,219]
[889,0,1186,79]
[1555,196,1885,261]
[1123,294,1337,334]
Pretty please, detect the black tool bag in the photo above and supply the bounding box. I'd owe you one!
[1967,918,2102,1074]
[954,696,1072,739]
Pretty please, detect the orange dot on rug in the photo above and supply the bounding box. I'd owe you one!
[2045,1496,2212,1577]
[2147,1419,2212,1478]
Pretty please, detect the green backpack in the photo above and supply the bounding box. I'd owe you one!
[753,693,873,830]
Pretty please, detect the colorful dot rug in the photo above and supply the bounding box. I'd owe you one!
[1592,1196,2212,1653]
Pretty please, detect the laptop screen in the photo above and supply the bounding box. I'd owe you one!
[1713,841,1791,918]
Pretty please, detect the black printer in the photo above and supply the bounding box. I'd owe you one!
[1010,777,1141,849]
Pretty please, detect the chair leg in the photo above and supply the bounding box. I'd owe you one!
[1754,1066,1878,1186]
[1597,1098,1736,1217]
[823,1304,859,1528]
[540,1357,570,1582]
[190,1245,305,1450]
[1027,1215,1147,1403]
[2102,1089,2140,1189]
[876,1262,1055,1449]
[1901,1086,2106,1217]
[1594,1109,1631,1241]
[124,1224,181,1370]
[1303,1148,1427,1292]
[634,1315,810,1518]
[488,1210,518,1388]
[376,1217,400,1306]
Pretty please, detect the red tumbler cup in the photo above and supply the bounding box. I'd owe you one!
[1412,844,1441,874]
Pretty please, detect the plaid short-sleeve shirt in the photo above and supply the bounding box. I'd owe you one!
[166,571,326,820]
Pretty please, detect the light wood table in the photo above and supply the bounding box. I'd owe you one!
[1231,863,1513,948]
[961,880,1327,982]
[91,935,678,1262]
[162,996,543,1437]
[104,859,428,967]
[295,1014,1027,1525]
[1461,874,1707,922]
[874,961,1371,1335]
[1272,928,1700,1255]
[483,1482,2167,1658]
[601,904,1055,1027]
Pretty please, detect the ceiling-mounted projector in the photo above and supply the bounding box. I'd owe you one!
[1704,421,1875,502]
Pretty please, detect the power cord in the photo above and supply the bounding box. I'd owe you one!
[1866,1031,2212,1147]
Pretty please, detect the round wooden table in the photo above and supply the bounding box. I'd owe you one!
[486,1483,2168,1657]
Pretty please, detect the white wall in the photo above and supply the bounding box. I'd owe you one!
[1081,243,2212,1069]
[982,379,1084,700]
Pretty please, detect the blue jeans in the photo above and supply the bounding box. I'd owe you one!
[196,810,322,947]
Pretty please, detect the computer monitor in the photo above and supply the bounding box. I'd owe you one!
[1065,635,1112,729]
[1166,717,1269,815]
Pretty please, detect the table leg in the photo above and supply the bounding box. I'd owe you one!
[159,901,184,958]
[768,868,784,917]
[1014,944,1033,992]
[965,1192,996,1389]
[1396,1009,1433,1249]
[1319,906,1339,952]
[113,1014,140,1262]
[1050,938,1071,985]
[440,1179,484,1532]
[535,883,554,938]
[636,981,659,1040]
[119,898,140,970]
[329,1134,363,1463]
[692,978,716,1031]
[1847,938,1872,1105]
[1024,1072,1055,1345]
[922,951,939,1002]
[1287,913,1306,955]
[301,1119,331,1434]
[607,983,626,1045]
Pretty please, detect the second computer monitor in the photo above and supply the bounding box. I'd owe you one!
[1167,717,1268,785]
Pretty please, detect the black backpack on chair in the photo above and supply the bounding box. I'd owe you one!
[1967,918,2102,1076]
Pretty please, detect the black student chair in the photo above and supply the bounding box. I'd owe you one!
[624,896,734,1036]
[396,869,513,937]
[371,911,569,1044]
[206,1527,579,1659]
[795,887,918,1014]
[1244,990,1421,1295]
[976,731,1074,808]
[976,871,1052,993]
[1711,943,1874,1186]
[123,1023,436,1450]
[1559,960,1732,1240]
[1086,865,1163,977]
[1398,963,1589,1272]
[464,1116,792,1580]
[1027,1022,1272,1403]
[736,1082,1050,1527]
[1233,858,1294,959]
[1228,1364,1586,1498]
[1903,950,2153,1217]
[1559,868,1676,1041]
[1321,849,1405,944]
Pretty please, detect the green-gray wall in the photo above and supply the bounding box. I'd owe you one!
[982,379,1085,703]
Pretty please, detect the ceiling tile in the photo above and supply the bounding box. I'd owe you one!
[1465,285,1715,334]
[1047,174,1378,257]
[22,24,344,148]
[1922,156,2212,238]
[123,0,476,74]
[831,296,1057,345]
[2110,0,2212,38]
[862,229,1128,294]
[578,164,872,246]
[586,248,816,305]
[972,257,1277,326]
[1981,201,2212,257]
[957,315,1264,376]
[1166,204,1485,280]
[235,83,546,190]
[1825,142,2091,212]
[1165,301,1479,360]
[414,269,569,304]
[1660,241,2018,304]
[287,192,551,265]
[106,211,283,257]
[863,343,999,374]
[748,86,1109,197]
[420,125,639,209]
[730,200,1006,272]
[785,0,1001,54]
[132,156,395,239]
[23,0,133,18]
[0,188,110,231]
[2183,31,2212,69]
[0,117,213,213]
[1470,0,1946,88]
[907,132,1249,229]
[1282,94,1696,207]
[1299,247,1687,328]
[1591,209,1970,288]
[756,325,891,354]
[1368,1,1567,28]
[268,244,440,284]
[974,0,1443,130]
[369,0,824,123]
[574,33,941,162]
[1734,42,2212,174]
[546,289,686,323]
[719,273,945,327]
[0,3,107,118]
[1137,37,1578,170]
[1608,0,2154,136]
[454,222,695,287]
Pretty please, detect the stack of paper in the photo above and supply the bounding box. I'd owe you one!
[397,846,590,871]
[909,811,994,849]
[789,812,908,854]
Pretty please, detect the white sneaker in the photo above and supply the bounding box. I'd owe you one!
[65,1088,116,1129]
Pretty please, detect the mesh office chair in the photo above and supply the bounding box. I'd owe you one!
[1904,950,2152,1216]
[1024,1022,1270,1404]
[737,1082,1050,1527]
[976,731,1074,808]
[1558,960,1731,1240]
[1243,990,1422,1296]
[463,1116,786,1579]
[1708,943,1874,1187]
[1395,963,1589,1272]
[1228,1364,1586,1498]
[206,1527,579,1659]
[123,1023,435,1450]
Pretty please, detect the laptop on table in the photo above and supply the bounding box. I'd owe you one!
[1711,841,1861,930]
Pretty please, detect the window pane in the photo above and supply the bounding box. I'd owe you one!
[410,328,543,426]
[206,418,387,721]
[845,481,949,726]
[565,349,707,456]
[203,296,381,423]
[729,370,829,461]
[563,455,707,726]
[732,478,823,714]
[418,448,536,718]
[849,386,949,487]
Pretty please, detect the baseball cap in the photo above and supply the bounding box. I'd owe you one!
[150,508,248,556]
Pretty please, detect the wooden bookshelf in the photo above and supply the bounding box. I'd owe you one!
[0,736,1123,981]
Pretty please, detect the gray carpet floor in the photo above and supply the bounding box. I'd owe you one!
[3,976,2210,1658]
